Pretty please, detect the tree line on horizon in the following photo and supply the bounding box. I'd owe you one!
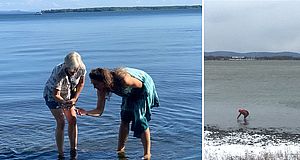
[41,5,201,13]
[204,56,300,60]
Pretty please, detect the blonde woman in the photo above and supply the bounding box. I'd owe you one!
[77,67,159,160]
[43,51,86,159]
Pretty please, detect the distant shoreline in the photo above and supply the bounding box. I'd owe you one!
[204,56,300,61]
[41,5,201,14]
[205,51,300,60]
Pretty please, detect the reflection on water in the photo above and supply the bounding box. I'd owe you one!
[237,119,249,126]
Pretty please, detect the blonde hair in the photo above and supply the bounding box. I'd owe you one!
[64,51,85,70]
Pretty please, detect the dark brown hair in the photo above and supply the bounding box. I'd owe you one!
[89,67,127,91]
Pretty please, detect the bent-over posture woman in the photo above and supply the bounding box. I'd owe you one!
[78,67,159,159]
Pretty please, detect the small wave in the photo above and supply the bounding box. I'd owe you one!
[204,126,300,160]
[204,144,300,160]
[0,147,18,159]
[205,125,300,145]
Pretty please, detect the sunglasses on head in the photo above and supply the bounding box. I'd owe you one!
[66,67,78,73]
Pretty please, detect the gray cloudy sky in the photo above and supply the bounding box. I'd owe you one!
[205,0,300,52]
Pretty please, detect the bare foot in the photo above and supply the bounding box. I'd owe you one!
[117,150,126,158]
[142,154,151,160]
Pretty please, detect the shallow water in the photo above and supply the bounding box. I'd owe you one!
[205,60,300,129]
[0,9,202,159]
[204,60,300,159]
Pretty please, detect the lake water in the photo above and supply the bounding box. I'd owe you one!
[204,60,300,159]
[0,9,202,159]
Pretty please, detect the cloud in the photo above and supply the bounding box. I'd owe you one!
[205,1,300,52]
[0,2,11,6]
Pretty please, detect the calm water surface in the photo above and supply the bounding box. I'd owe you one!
[205,60,300,129]
[204,60,300,159]
[0,9,201,159]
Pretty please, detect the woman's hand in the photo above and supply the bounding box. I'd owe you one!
[69,98,77,105]
[75,107,87,116]
[62,99,76,109]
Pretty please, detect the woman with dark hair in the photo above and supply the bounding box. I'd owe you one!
[77,67,159,159]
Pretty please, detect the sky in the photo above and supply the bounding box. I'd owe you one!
[205,0,300,52]
[0,0,201,11]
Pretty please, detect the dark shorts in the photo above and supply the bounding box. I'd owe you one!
[44,96,60,109]
[121,110,135,122]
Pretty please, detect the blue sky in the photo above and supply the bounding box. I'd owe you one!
[0,0,201,11]
[205,0,300,52]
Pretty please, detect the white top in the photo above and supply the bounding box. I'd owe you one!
[43,63,86,102]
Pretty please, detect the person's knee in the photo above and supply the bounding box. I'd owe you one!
[68,116,77,126]
[142,127,150,135]
[56,119,65,130]
[121,120,129,126]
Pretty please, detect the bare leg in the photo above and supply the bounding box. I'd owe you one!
[141,128,151,159]
[50,109,65,157]
[64,107,78,151]
[117,121,129,155]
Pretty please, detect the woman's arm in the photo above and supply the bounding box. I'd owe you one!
[83,89,106,117]
[53,89,67,105]
[53,89,74,108]
[237,113,242,119]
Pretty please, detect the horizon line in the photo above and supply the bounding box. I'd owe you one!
[205,50,300,54]
[0,4,202,12]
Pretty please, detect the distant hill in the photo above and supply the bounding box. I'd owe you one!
[205,51,300,57]
[0,10,34,15]
[41,5,201,13]
[205,51,300,60]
